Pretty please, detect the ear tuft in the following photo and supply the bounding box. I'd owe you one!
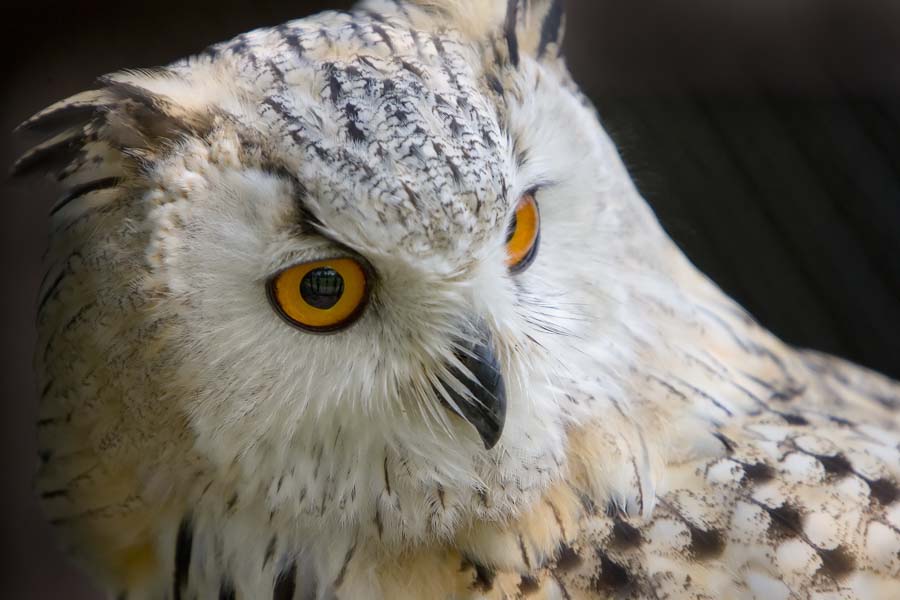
[99,75,215,146]
[12,71,214,181]
[507,0,566,63]
[15,89,111,135]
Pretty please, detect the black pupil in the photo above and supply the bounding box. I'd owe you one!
[300,267,345,310]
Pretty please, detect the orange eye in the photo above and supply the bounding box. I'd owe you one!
[267,258,369,333]
[505,194,540,273]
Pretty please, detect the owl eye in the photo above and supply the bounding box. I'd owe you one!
[505,193,540,273]
[267,258,369,333]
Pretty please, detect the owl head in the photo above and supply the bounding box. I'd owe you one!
[21,0,676,543]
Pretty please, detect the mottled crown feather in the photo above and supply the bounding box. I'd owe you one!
[13,0,566,191]
[363,0,566,62]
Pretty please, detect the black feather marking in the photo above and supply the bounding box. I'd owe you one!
[11,130,88,177]
[389,0,411,18]
[263,536,277,568]
[50,177,121,215]
[869,478,899,505]
[505,0,520,67]
[538,0,565,58]
[173,517,193,600]
[817,453,853,478]
[713,431,736,453]
[770,383,807,402]
[591,552,632,593]
[332,542,356,589]
[374,504,384,538]
[363,8,386,23]
[766,503,804,540]
[875,394,899,410]
[383,455,392,495]
[519,575,540,595]
[103,78,206,140]
[346,119,366,143]
[40,489,68,499]
[327,66,342,104]
[273,562,297,600]
[546,501,568,540]
[39,381,56,399]
[741,461,775,485]
[780,412,809,426]
[102,80,164,112]
[817,545,856,580]
[687,524,725,560]
[553,543,582,572]
[62,303,92,333]
[445,158,462,184]
[38,268,68,313]
[610,517,643,549]
[278,24,305,57]
[486,74,505,96]
[400,60,426,80]
[518,535,532,569]
[370,22,396,51]
[266,59,287,85]
[17,99,103,134]
[467,558,496,592]
[553,574,573,600]
[218,581,236,600]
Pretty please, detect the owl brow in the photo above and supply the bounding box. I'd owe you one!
[260,164,326,235]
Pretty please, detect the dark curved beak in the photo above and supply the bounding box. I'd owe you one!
[440,324,507,450]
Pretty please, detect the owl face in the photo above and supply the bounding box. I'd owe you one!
[145,21,627,473]
[30,3,659,536]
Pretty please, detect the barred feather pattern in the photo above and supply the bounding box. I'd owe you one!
[16,1,900,598]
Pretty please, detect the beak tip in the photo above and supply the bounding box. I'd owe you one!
[437,321,508,451]
[474,387,506,450]
[440,351,507,450]
[481,431,502,450]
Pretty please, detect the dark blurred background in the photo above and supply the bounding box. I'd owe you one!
[3,1,899,597]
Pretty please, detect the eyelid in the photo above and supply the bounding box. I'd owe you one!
[266,240,370,282]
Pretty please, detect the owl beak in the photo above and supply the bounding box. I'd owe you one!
[441,327,507,450]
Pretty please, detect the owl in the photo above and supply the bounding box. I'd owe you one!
[14,0,900,598]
